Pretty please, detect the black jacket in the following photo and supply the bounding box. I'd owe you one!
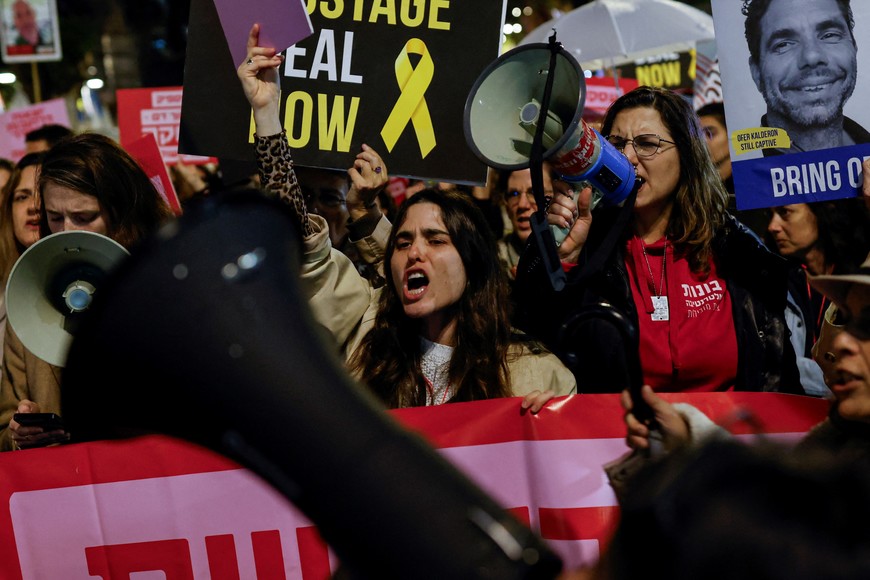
[514,207,801,394]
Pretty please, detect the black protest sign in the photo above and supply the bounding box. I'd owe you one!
[180,0,506,184]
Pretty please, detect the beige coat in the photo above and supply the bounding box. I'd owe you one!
[0,324,62,451]
[302,215,576,399]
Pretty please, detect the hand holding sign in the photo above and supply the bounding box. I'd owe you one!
[238,24,284,137]
[346,144,388,220]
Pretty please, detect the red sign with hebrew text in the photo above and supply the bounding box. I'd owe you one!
[0,393,826,578]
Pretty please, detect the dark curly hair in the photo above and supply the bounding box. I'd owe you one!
[349,189,513,408]
[743,0,855,65]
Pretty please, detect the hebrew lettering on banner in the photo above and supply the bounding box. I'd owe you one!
[0,393,826,578]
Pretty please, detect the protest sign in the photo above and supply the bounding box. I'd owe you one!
[616,50,696,93]
[0,0,61,63]
[0,393,827,578]
[583,77,638,117]
[179,0,505,184]
[117,87,215,166]
[711,0,870,210]
[124,132,183,215]
[0,97,69,160]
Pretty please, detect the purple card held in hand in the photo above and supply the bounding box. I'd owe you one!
[212,0,313,68]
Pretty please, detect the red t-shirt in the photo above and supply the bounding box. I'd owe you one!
[625,236,738,392]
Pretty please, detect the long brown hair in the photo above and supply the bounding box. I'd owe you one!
[349,189,513,407]
[601,86,728,273]
[37,133,174,249]
[0,153,42,285]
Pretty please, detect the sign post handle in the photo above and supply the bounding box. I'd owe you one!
[31,62,41,103]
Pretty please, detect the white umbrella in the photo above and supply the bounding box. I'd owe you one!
[520,0,715,70]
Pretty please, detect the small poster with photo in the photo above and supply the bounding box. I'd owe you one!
[0,0,62,63]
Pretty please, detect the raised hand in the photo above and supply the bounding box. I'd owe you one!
[237,23,285,136]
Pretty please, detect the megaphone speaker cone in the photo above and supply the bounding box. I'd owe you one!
[5,231,129,367]
[463,43,585,170]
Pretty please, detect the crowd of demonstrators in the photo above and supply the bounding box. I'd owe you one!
[0,133,174,451]
[612,251,870,478]
[495,164,555,282]
[767,200,870,393]
[570,251,870,579]
[515,86,801,395]
[239,24,575,409]
[0,153,43,359]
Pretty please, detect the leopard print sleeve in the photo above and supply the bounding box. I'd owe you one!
[255,130,314,237]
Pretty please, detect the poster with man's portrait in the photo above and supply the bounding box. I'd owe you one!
[711,0,870,209]
[0,0,61,63]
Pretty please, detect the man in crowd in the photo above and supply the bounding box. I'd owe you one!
[497,165,554,281]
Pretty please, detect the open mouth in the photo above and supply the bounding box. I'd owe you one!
[830,370,862,392]
[407,271,430,296]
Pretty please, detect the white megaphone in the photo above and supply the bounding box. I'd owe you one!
[6,231,129,367]
[464,41,636,244]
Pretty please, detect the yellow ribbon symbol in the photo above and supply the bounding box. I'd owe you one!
[381,38,436,158]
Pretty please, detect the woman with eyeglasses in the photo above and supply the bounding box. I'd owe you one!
[516,86,801,395]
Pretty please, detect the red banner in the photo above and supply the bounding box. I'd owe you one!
[0,393,826,579]
[117,87,216,166]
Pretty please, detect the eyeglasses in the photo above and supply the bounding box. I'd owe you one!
[302,186,346,208]
[604,134,676,158]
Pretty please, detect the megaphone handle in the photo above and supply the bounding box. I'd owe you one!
[525,32,566,294]
[529,32,561,220]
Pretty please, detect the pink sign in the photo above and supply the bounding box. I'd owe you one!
[0,98,70,161]
[0,393,827,578]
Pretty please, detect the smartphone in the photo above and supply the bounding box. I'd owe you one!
[13,412,65,432]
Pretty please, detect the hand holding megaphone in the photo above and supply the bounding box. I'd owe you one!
[464,41,636,247]
[546,183,594,263]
